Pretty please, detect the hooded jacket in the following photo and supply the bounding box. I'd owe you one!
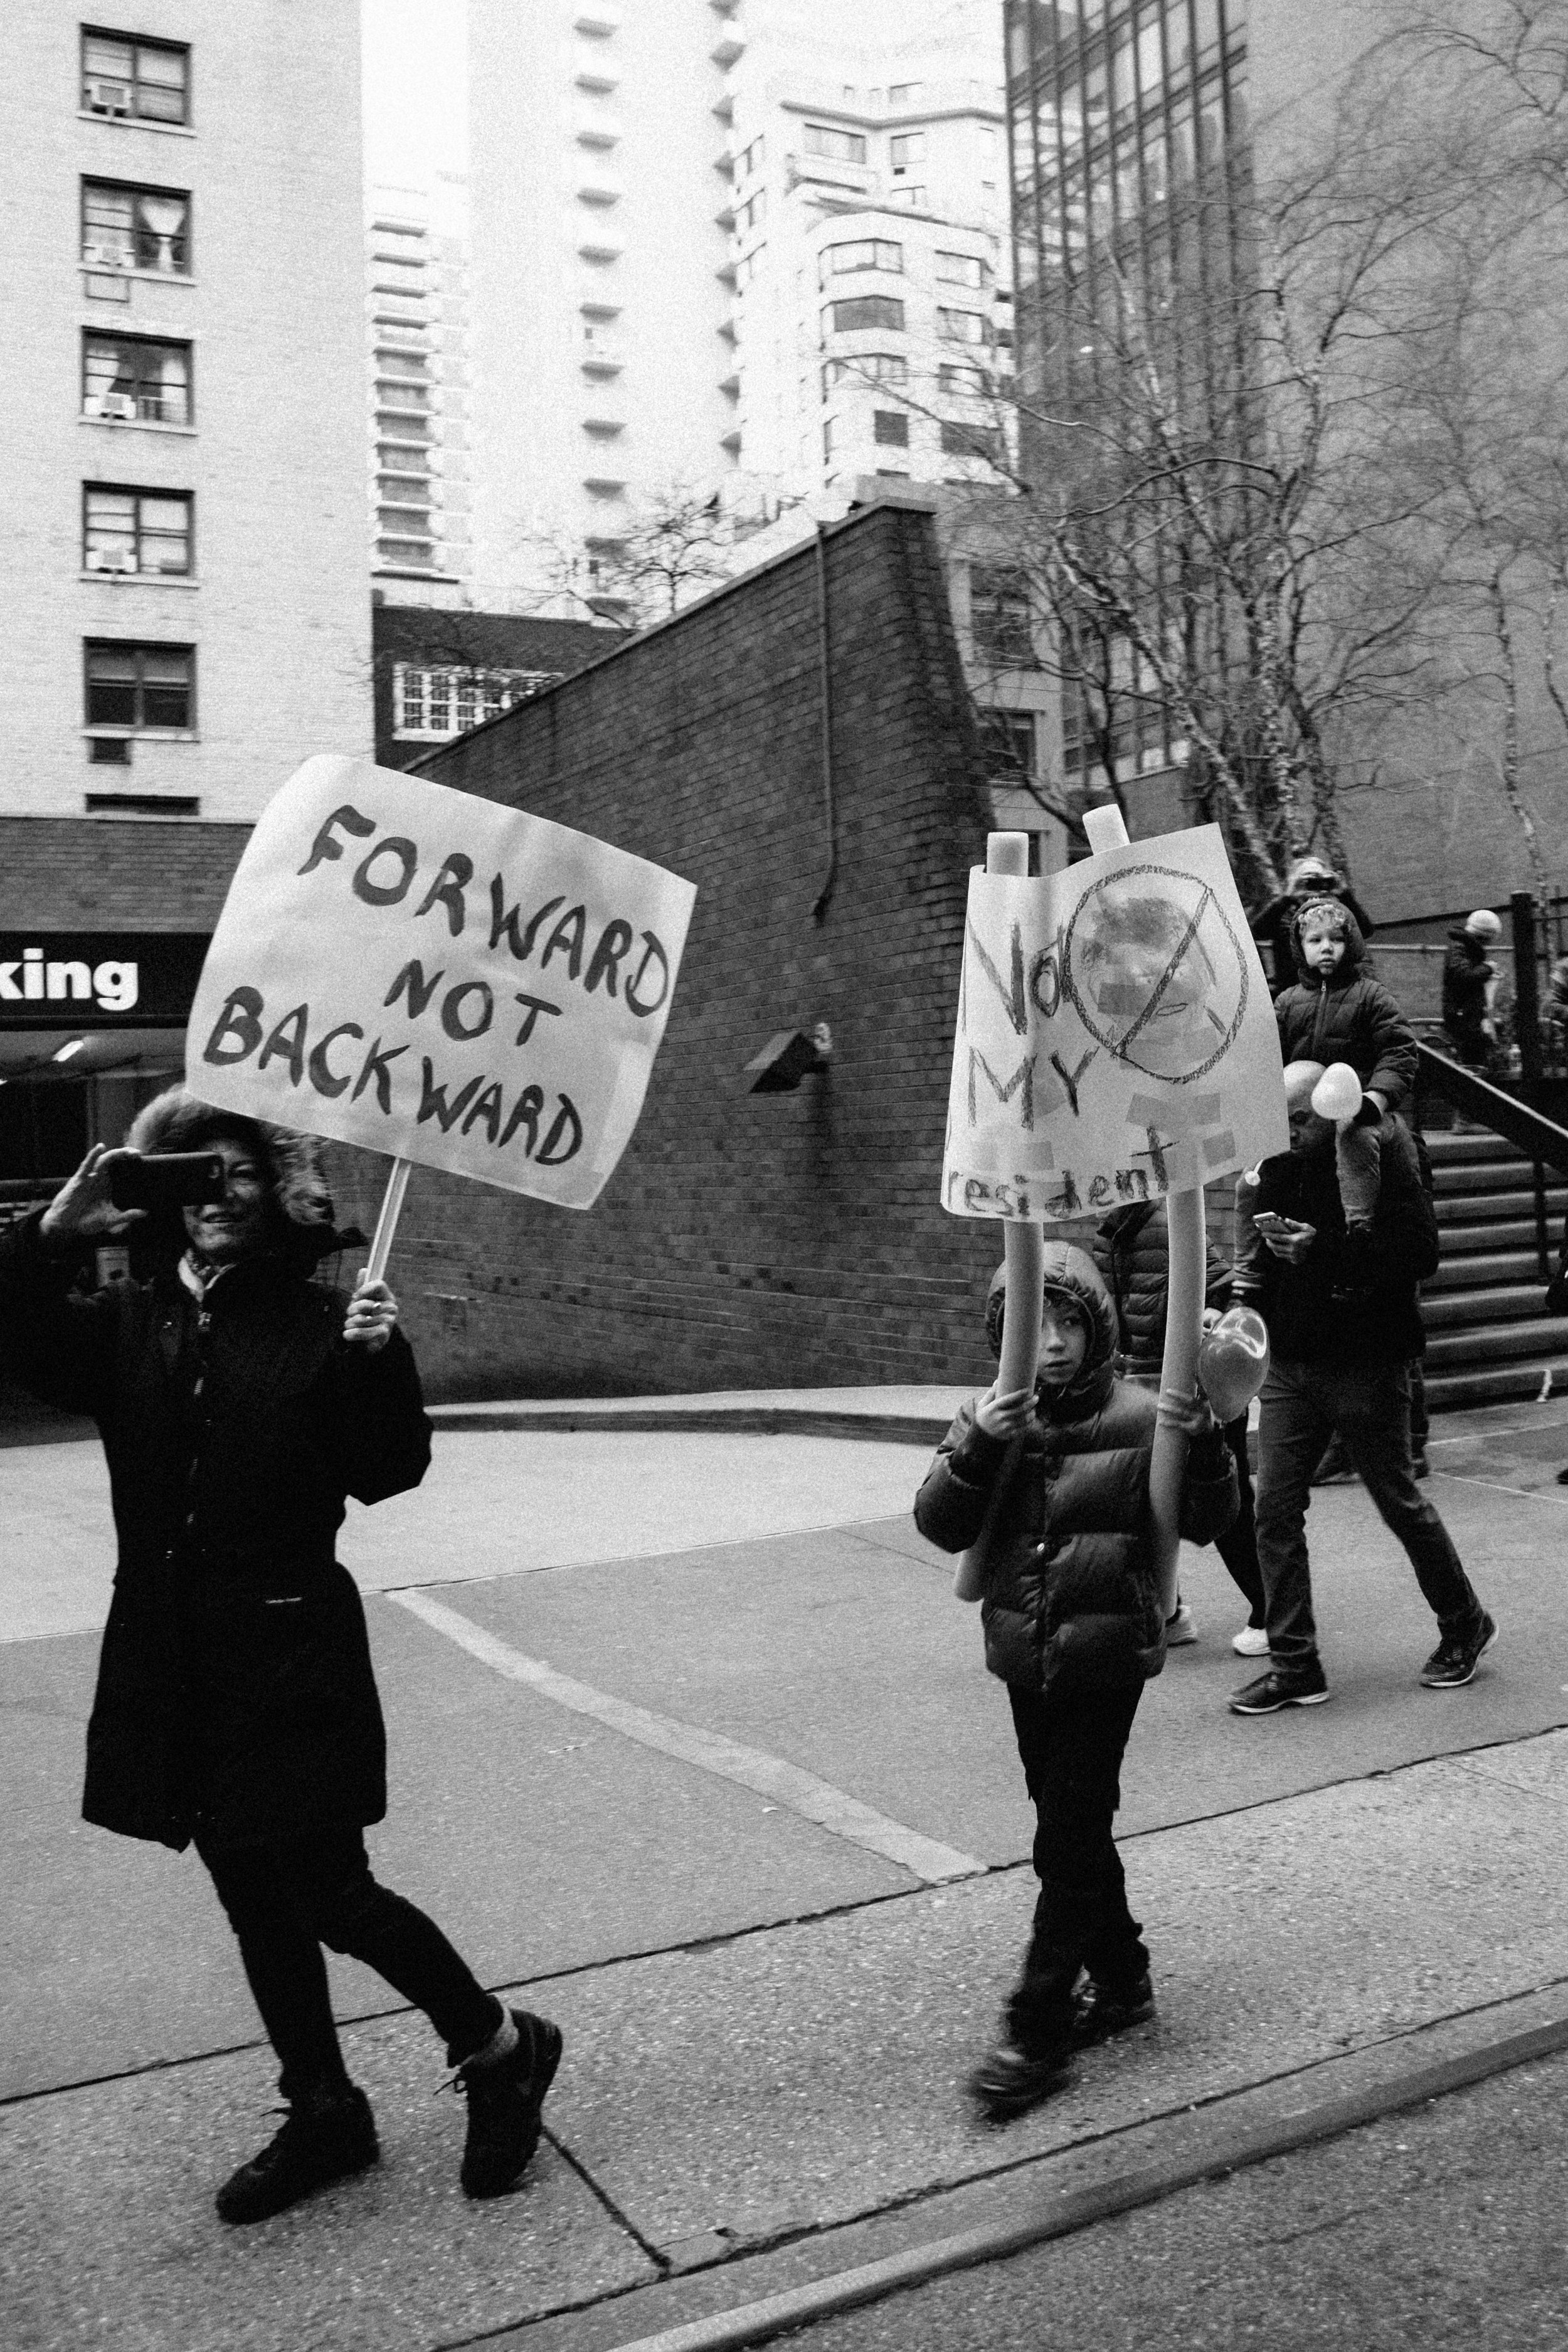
[914,1244,1237,1694]
[1251,1108,1438,1364]
[1091,1200,1234,1381]
[1252,866,1374,992]
[0,1090,428,1852]
[1273,902,1417,1111]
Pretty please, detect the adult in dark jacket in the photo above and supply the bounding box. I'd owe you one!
[1229,1101,1496,1713]
[915,1245,1236,2116]
[1252,854,1375,993]
[0,1089,561,2224]
[1093,1200,1268,1650]
[1442,909,1502,1068]
[1273,898,1417,1117]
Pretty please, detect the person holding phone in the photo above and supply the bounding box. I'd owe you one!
[0,1087,560,2224]
[1229,1089,1495,1713]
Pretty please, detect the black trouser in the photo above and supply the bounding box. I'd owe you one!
[1214,1414,1266,1627]
[1005,1681,1147,2053]
[198,1826,500,2103]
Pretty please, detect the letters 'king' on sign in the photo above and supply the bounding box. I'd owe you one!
[941,824,1287,1224]
[186,755,696,1210]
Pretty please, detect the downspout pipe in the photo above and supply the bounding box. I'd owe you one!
[812,522,837,924]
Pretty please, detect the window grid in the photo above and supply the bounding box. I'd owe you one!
[81,29,189,124]
[392,665,556,738]
[84,640,194,731]
[82,179,191,273]
[83,333,191,425]
[83,485,193,575]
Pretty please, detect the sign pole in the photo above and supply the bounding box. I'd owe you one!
[1081,803,1203,1622]
[365,1156,412,1286]
[954,832,1042,1604]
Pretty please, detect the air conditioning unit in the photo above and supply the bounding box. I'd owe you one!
[85,77,133,114]
[88,548,137,573]
[100,393,138,421]
[83,243,130,269]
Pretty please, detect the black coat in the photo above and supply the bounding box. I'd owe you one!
[1273,923,1417,1113]
[0,1216,430,1852]
[1252,1117,1437,1366]
[1091,1200,1234,1379]
[1442,928,1494,1052]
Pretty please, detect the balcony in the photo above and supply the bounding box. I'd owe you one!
[575,4,620,31]
[578,231,624,262]
[711,23,746,67]
[577,170,623,206]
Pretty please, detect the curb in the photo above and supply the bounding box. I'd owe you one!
[430,1405,951,1445]
[495,1988,1568,2352]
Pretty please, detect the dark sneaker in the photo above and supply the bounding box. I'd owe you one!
[1420,1611,1498,1688]
[457,2009,563,2198]
[215,2083,378,2225]
[1229,1663,1330,1714]
[1072,1969,1155,2047]
[969,2035,1072,2120]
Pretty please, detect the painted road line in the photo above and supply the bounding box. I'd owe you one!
[387,1584,985,1887]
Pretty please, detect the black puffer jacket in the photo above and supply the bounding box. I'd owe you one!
[1442,928,1494,1055]
[1273,904,1417,1111]
[1091,1200,1234,1379]
[1251,1113,1437,1365]
[915,1247,1237,1694]
[0,1214,430,1852]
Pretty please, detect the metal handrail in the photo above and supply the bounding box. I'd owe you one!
[1417,1042,1568,1279]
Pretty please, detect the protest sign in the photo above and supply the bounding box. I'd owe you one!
[942,824,1286,1224]
[186,755,696,1211]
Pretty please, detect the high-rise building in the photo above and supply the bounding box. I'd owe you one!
[3,1,370,824]
[366,181,475,596]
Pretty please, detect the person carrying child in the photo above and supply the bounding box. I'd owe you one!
[1229,1082,1496,1713]
[914,1244,1237,2119]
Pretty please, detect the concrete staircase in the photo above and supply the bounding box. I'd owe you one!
[1422,1128,1568,1410]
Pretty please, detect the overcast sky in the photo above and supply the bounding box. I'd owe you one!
[361,0,469,198]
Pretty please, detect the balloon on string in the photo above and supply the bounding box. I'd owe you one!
[1310,1062,1364,1126]
[1197,1305,1271,1423]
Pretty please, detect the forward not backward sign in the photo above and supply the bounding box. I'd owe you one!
[185,756,696,1210]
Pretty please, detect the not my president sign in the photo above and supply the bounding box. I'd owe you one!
[187,756,696,1210]
[943,825,1288,1223]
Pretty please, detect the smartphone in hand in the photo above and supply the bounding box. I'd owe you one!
[107,1152,226,1212]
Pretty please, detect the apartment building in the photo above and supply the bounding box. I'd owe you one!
[2,3,368,824]
[0,4,367,1177]
[367,179,475,596]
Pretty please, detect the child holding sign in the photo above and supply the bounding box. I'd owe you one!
[915,1244,1238,2117]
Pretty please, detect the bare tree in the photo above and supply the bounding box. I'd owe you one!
[524,482,740,633]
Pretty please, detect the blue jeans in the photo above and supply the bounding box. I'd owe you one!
[1254,1358,1483,1672]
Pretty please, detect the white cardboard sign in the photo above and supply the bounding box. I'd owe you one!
[943,825,1287,1221]
[186,756,696,1210]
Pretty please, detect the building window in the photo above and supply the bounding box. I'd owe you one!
[81,29,189,124]
[939,362,991,395]
[936,250,990,289]
[889,83,924,105]
[392,665,553,739]
[941,421,1007,469]
[82,179,191,273]
[819,238,903,285]
[980,709,1037,778]
[972,568,1038,666]
[83,333,191,423]
[884,186,927,209]
[85,641,194,731]
[734,189,766,237]
[803,123,867,164]
[737,133,765,179]
[83,485,192,575]
[823,352,907,395]
[873,410,909,446]
[936,307,988,345]
[825,295,906,334]
[823,417,837,462]
[889,132,926,171]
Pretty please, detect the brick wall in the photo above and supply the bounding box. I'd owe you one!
[0,817,250,928]
[341,501,1009,1398]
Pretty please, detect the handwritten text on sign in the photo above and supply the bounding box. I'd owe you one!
[186,756,696,1209]
[943,826,1286,1222]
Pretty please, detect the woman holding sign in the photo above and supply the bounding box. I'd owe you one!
[0,1088,560,2223]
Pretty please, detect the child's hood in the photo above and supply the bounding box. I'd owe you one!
[1289,895,1366,980]
[985,1241,1120,1377]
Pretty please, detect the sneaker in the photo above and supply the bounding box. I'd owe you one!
[1232,1624,1271,1656]
[215,2083,378,2225]
[1072,1969,1156,2047]
[1419,1611,1498,1688]
[1165,1602,1199,1646]
[969,2035,1072,2119]
[1229,1663,1330,1714]
[457,2008,563,2198]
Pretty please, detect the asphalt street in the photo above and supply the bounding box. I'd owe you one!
[3,1396,1567,2350]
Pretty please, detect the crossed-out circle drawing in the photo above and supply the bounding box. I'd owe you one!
[1061,862,1250,1083]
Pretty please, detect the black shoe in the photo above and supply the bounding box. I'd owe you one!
[457,2009,563,2198]
[1420,1611,1498,1688]
[1229,1663,1330,1714]
[969,2035,1072,2119]
[1072,1969,1156,2046]
[215,2083,378,2225]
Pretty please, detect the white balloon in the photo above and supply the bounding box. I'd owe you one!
[1311,1062,1363,1124]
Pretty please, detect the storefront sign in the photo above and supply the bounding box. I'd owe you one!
[0,933,209,1027]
